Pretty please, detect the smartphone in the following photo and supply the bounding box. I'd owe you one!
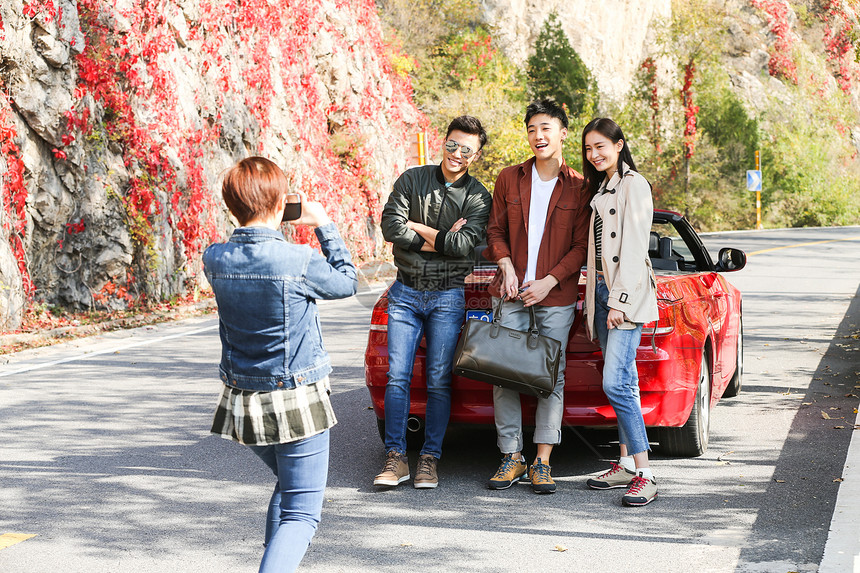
[282,194,302,221]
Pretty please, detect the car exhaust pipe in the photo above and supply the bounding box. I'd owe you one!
[406,416,424,433]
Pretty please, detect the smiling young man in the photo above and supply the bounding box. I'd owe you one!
[375,116,492,489]
[484,99,591,493]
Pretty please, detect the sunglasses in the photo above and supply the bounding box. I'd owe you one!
[444,139,476,159]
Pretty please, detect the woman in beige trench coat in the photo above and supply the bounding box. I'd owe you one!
[580,118,660,507]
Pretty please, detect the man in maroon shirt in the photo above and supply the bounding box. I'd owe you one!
[483,99,590,494]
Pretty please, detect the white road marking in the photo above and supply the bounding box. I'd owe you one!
[0,324,218,378]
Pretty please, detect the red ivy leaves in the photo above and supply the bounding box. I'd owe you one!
[22,0,57,23]
[640,57,662,154]
[820,0,859,94]
[750,0,799,84]
[26,0,425,307]
[681,59,699,159]
[66,219,85,234]
[0,86,34,297]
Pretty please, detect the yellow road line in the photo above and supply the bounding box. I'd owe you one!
[0,533,37,550]
[748,236,860,256]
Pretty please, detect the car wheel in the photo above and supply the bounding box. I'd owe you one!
[375,417,425,451]
[658,348,711,457]
[723,313,743,398]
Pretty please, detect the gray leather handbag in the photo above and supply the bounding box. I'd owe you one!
[453,298,562,398]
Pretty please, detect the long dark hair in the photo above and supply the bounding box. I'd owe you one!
[581,118,637,197]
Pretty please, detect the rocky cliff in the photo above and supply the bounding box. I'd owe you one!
[481,0,672,101]
[0,0,425,330]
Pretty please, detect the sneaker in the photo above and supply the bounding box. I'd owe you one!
[622,473,658,506]
[414,454,438,489]
[528,458,556,494]
[487,454,528,490]
[587,462,636,490]
[373,451,409,487]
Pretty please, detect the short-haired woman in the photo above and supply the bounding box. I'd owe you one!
[203,157,357,570]
[581,119,659,506]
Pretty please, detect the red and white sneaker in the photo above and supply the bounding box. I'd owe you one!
[621,473,658,506]
[586,462,636,490]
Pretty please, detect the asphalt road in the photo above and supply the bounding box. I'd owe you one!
[1,225,859,573]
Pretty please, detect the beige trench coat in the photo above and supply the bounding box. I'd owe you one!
[585,163,659,340]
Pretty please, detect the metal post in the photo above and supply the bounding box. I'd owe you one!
[755,150,762,230]
[417,132,426,166]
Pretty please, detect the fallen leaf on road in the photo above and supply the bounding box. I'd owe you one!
[815,377,822,380]
[834,426,845,429]
[846,394,858,398]
[774,479,785,483]
[824,382,832,386]
[834,478,844,482]
[400,542,413,547]
[553,544,568,552]
[717,451,735,461]
[802,402,813,405]
[822,411,833,419]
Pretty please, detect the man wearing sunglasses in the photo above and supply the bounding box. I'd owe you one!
[376,116,492,489]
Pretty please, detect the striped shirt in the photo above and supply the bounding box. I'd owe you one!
[594,211,604,272]
[210,377,337,446]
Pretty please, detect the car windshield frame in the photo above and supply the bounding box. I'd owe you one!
[652,210,714,272]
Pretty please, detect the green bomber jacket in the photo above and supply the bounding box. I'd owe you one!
[381,165,491,291]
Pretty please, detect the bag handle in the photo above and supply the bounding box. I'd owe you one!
[493,298,542,349]
[490,298,503,338]
[526,306,540,349]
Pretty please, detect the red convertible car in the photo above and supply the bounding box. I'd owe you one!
[364,210,746,457]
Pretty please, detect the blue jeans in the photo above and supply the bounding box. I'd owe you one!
[384,280,465,458]
[249,430,330,573]
[594,277,651,456]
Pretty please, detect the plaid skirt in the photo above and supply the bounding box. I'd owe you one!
[210,377,337,446]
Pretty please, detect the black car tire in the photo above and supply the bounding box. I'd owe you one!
[723,313,743,398]
[375,418,424,451]
[657,348,711,457]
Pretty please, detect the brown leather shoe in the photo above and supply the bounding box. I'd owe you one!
[413,454,438,489]
[373,451,409,487]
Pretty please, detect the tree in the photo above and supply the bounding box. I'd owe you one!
[526,12,596,116]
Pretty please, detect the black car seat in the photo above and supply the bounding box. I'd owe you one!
[650,234,679,271]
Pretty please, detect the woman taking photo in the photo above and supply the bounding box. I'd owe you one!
[204,157,357,570]
[581,118,659,506]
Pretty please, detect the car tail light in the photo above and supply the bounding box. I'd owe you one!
[642,313,673,335]
[370,297,388,331]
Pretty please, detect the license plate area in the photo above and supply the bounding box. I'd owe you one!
[466,310,493,322]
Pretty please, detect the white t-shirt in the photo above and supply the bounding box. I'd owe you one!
[525,164,558,283]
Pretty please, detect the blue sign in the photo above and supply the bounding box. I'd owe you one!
[747,170,762,191]
[466,310,492,322]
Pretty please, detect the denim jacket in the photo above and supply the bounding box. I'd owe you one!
[203,223,357,391]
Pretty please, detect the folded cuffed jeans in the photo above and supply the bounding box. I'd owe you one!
[593,276,651,456]
[491,297,575,453]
